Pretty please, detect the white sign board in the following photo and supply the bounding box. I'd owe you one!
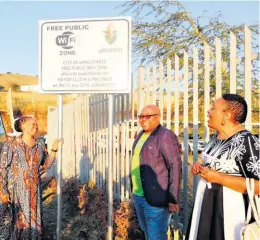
[39,17,131,93]
[21,85,41,92]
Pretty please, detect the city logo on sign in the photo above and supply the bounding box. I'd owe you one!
[104,24,116,45]
[56,31,78,49]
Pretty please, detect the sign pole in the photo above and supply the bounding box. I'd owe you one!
[39,17,131,240]
[56,94,63,240]
[108,94,113,240]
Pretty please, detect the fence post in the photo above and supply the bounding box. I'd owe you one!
[125,121,130,199]
[174,55,179,136]
[159,61,164,123]
[193,48,199,198]
[138,67,145,115]
[152,65,157,105]
[244,26,252,131]
[215,37,222,98]
[108,95,113,240]
[166,58,172,130]
[121,122,126,200]
[204,44,210,143]
[183,51,189,233]
[116,124,120,200]
[230,32,237,94]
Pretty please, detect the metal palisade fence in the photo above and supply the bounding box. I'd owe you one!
[47,26,259,236]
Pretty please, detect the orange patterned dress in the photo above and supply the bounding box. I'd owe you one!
[0,137,55,239]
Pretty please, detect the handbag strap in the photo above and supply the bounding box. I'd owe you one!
[246,178,260,225]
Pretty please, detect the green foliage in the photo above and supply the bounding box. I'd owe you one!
[120,0,259,126]
[120,1,259,91]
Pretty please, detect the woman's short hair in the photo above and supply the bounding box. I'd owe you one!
[222,93,247,123]
[14,116,34,132]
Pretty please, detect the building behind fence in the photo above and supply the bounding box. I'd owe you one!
[47,26,259,236]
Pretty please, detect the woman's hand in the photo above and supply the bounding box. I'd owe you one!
[191,162,202,175]
[168,203,179,213]
[1,193,10,204]
[198,166,222,184]
[51,138,64,151]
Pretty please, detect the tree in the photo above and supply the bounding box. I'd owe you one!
[120,1,259,128]
[11,84,21,92]
[120,1,259,91]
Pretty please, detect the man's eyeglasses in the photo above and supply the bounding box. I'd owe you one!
[138,114,159,120]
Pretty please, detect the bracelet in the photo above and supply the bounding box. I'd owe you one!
[51,149,58,152]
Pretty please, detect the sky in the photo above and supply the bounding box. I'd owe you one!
[0,0,259,76]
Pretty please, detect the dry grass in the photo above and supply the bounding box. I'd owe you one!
[42,178,114,240]
[0,72,74,134]
[41,175,196,240]
[0,158,197,240]
[40,158,200,240]
[0,73,38,90]
[0,90,73,135]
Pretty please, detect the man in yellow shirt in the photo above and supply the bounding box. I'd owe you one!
[131,105,182,240]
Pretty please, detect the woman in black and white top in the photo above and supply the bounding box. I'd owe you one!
[186,93,260,240]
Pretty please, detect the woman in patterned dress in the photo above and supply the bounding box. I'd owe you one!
[186,94,260,240]
[0,116,62,239]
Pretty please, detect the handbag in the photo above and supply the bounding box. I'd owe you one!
[240,178,260,240]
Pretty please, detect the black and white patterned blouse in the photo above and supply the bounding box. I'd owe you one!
[203,130,260,180]
[186,130,260,240]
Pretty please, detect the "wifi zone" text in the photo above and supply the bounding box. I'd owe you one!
[60,50,76,55]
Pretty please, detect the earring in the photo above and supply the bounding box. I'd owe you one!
[221,120,225,125]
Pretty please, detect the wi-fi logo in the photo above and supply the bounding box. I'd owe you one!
[56,31,78,49]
